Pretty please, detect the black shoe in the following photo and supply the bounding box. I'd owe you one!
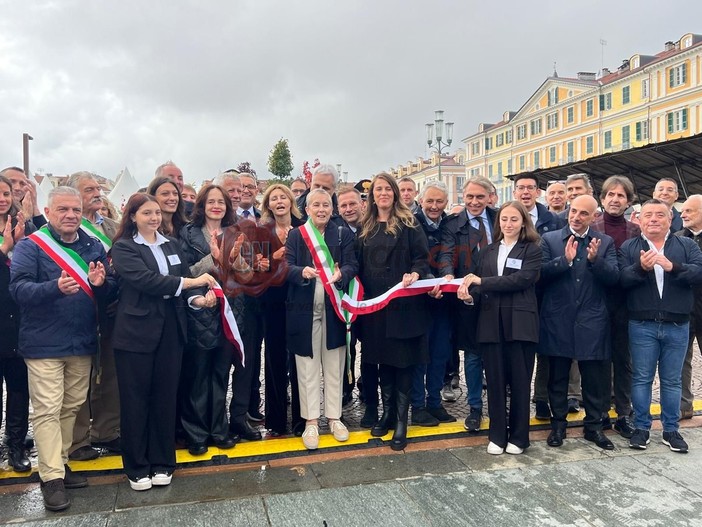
[391,390,409,451]
[93,437,122,455]
[214,435,239,449]
[360,406,378,429]
[231,419,263,441]
[63,465,88,489]
[411,407,440,427]
[535,401,551,420]
[662,431,689,453]
[246,410,265,422]
[7,446,31,473]
[463,408,482,433]
[292,421,306,437]
[567,398,580,413]
[188,443,208,456]
[450,374,460,389]
[629,429,650,450]
[601,415,612,430]
[427,405,457,423]
[267,429,290,438]
[547,428,566,447]
[25,435,35,450]
[584,430,614,450]
[41,478,70,512]
[372,377,396,437]
[68,445,99,461]
[614,416,635,439]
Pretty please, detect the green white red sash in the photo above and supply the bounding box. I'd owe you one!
[28,226,94,300]
[340,277,463,315]
[212,283,245,367]
[80,218,112,252]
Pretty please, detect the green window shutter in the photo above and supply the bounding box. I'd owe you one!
[599,94,605,111]
[668,113,674,133]
[669,68,675,87]
[682,64,687,84]
[554,89,559,104]
[683,109,688,130]
[636,122,641,141]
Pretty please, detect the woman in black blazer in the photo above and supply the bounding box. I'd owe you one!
[356,173,430,451]
[111,193,217,491]
[458,200,541,456]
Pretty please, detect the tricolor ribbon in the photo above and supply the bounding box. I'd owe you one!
[212,282,245,367]
[28,227,94,300]
[80,218,112,252]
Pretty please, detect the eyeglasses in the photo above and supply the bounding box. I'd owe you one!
[515,185,538,192]
[291,189,305,196]
[241,184,257,191]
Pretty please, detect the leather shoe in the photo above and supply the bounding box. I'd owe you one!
[68,445,99,461]
[567,398,580,413]
[614,415,635,438]
[534,401,551,420]
[230,419,262,441]
[584,429,614,450]
[547,429,566,447]
[8,446,31,473]
[188,443,208,456]
[680,408,694,420]
[213,435,239,449]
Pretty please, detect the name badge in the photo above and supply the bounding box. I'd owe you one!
[167,254,181,265]
[506,258,522,270]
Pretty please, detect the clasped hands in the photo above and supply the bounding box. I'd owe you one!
[564,235,600,264]
[457,273,481,303]
[639,249,673,272]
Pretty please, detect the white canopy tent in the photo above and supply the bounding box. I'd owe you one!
[108,167,140,212]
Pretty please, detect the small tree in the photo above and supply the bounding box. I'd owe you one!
[237,161,257,177]
[268,138,294,181]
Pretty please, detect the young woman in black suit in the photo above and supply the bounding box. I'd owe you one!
[111,193,217,491]
[457,200,541,455]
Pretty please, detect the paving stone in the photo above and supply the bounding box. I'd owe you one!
[310,449,467,488]
[2,513,110,527]
[264,482,431,527]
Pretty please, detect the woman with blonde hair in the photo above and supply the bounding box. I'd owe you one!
[357,173,430,451]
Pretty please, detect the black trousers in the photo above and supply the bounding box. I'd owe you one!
[229,295,264,423]
[180,343,231,445]
[0,356,29,447]
[114,302,182,479]
[549,357,606,432]
[482,340,535,449]
[603,301,633,417]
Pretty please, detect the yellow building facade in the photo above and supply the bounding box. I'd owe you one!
[386,151,467,205]
[463,32,702,204]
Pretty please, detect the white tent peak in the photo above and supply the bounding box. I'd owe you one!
[108,167,140,212]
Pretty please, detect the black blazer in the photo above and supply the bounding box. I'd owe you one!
[472,240,541,344]
[285,223,358,358]
[111,236,196,353]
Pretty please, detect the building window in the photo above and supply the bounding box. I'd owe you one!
[586,135,594,154]
[641,78,650,99]
[622,125,630,149]
[456,176,465,196]
[485,137,493,151]
[599,93,612,111]
[636,120,649,141]
[505,129,513,143]
[533,151,540,169]
[469,168,480,177]
[622,86,630,104]
[632,56,640,69]
[549,146,556,163]
[567,106,574,124]
[488,164,493,178]
[507,159,513,174]
[668,108,689,133]
[547,87,559,106]
[547,112,558,130]
[519,155,525,171]
[471,141,480,155]
[586,98,594,117]
[516,124,527,140]
[684,36,693,48]
[497,162,503,176]
[496,133,504,147]
[567,141,574,162]
[669,63,687,88]
[604,130,612,149]
[530,118,542,136]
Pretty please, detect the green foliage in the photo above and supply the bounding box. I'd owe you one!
[268,138,294,179]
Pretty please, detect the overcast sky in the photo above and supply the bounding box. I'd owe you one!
[1,1,701,186]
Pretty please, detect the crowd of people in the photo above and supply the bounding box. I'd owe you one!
[1,162,701,512]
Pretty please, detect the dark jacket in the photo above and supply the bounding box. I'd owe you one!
[671,207,683,233]
[9,225,116,359]
[414,209,446,277]
[533,202,565,236]
[471,240,541,344]
[111,235,197,353]
[437,207,495,278]
[676,228,702,323]
[619,234,702,322]
[539,227,619,360]
[285,223,358,358]
[356,220,430,341]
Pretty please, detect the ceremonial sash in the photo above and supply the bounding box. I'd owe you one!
[28,227,94,300]
[341,277,464,315]
[80,218,112,252]
[212,283,245,367]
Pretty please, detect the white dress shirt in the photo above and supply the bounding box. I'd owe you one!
[642,233,669,299]
[497,240,517,277]
[133,232,184,298]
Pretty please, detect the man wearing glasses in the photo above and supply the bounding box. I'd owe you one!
[290,179,308,199]
[237,173,261,220]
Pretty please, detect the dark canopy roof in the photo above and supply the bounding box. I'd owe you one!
[508,133,702,203]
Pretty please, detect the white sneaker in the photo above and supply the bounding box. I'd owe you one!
[505,442,524,455]
[129,476,152,491]
[329,420,349,442]
[302,424,319,450]
[151,472,172,486]
[487,442,504,455]
[441,384,457,402]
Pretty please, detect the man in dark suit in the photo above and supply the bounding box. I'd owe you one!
[296,165,339,222]
[66,173,122,462]
[653,178,683,232]
[438,177,493,432]
[540,195,619,450]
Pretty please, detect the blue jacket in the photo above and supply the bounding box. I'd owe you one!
[619,234,702,322]
[539,227,619,360]
[9,226,117,359]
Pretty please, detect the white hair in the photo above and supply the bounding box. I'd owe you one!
[419,180,448,200]
[48,186,81,208]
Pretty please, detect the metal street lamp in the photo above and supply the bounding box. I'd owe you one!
[23,133,33,175]
[336,163,342,185]
[425,110,454,183]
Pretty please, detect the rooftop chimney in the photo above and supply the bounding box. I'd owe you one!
[577,71,597,81]
[665,41,675,51]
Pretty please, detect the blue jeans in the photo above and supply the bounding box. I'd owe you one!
[465,350,484,411]
[412,308,453,409]
[629,320,689,432]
